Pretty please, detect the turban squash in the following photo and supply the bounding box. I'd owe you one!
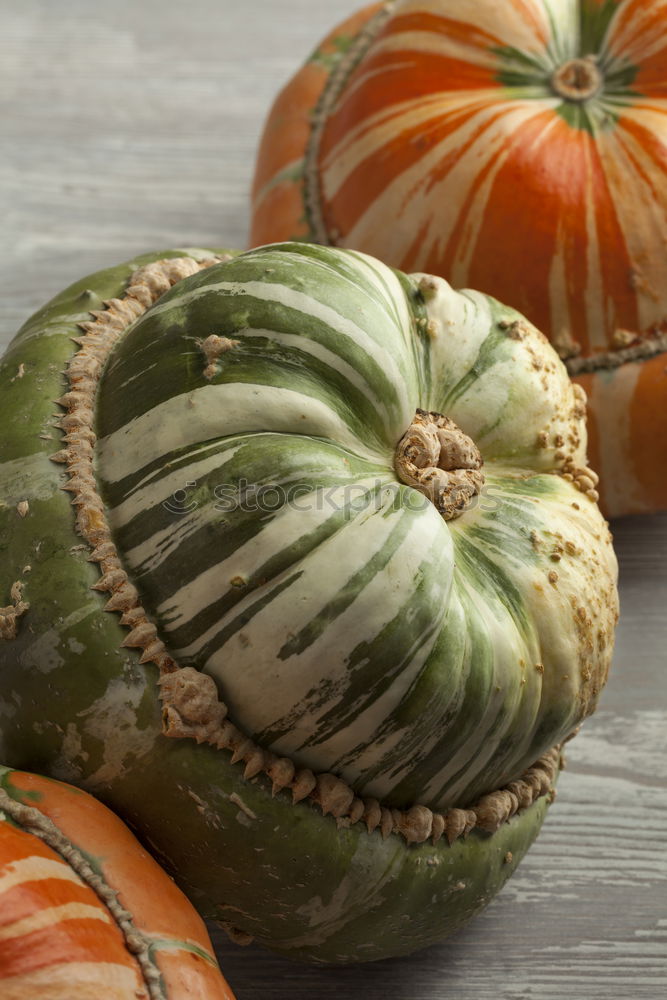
[250,0,667,518]
[0,766,234,999]
[0,243,617,963]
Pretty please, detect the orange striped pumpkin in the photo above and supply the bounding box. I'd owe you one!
[0,766,235,1000]
[251,0,667,518]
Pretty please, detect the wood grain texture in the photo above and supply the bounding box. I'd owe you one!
[1,2,665,998]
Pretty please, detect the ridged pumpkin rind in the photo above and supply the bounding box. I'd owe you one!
[0,248,561,965]
[87,243,616,816]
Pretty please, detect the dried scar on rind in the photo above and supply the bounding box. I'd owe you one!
[0,581,30,640]
[198,334,240,380]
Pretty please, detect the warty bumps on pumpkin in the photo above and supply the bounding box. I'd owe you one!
[250,0,667,518]
[0,243,618,963]
[0,766,235,999]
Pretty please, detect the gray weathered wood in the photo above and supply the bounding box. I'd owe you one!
[1,2,665,997]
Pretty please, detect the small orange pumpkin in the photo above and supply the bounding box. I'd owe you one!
[251,0,667,518]
[0,766,235,1000]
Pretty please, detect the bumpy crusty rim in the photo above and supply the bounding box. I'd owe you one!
[48,254,562,848]
[564,330,667,373]
[301,1,667,375]
[0,784,165,1000]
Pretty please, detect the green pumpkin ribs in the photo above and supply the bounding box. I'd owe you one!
[6,245,614,841]
[0,243,618,963]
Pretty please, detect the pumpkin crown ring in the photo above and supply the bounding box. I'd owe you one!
[551,56,604,102]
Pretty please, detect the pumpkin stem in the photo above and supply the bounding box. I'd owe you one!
[550,56,603,102]
[394,410,484,520]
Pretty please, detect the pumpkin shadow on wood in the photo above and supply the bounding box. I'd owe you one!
[209,910,497,998]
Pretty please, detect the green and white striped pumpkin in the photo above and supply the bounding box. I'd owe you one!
[0,242,618,963]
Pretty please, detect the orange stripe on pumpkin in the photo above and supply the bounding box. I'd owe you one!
[606,0,667,64]
[584,361,645,516]
[628,350,667,510]
[583,130,639,352]
[456,111,636,355]
[251,181,311,244]
[448,110,584,338]
[432,114,517,270]
[0,876,96,927]
[615,112,667,184]
[328,48,498,135]
[632,51,667,92]
[251,4,381,206]
[0,917,140,979]
[251,63,328,199]
[0,856,83,899]
[612,117,667,209]
[498,0,551,45]
[0,961,147,1000]
[323,98,498,237]
[596,116,667,336]
[5,770,213,952]
[0,822,60,868]
[384,4,549,51]
[0,902,111,943]
[384,10,509,50]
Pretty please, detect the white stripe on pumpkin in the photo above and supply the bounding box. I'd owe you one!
[0,856,82,897]
[97,383,379,484]
[0,962,144,1000]
[0,902,111,942]
[147,276,412,400]
[204,501,450,756]
[164,478,394,656]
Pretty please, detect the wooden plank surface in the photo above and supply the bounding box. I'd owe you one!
[1,2,665,998]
